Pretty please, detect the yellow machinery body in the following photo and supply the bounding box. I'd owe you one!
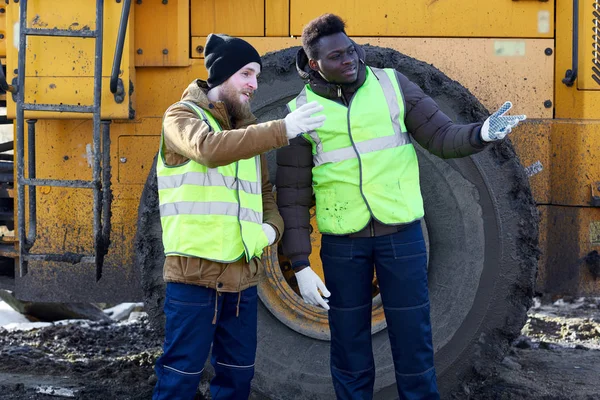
[0,0,598,301]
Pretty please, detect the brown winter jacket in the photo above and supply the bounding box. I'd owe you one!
[161,79,288,293]
[276,45,490,270]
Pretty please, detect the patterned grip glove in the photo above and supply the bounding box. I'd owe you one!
[480,101,526,142]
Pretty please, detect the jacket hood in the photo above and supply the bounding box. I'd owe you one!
[180,79,212,107]
[295,41,367,100]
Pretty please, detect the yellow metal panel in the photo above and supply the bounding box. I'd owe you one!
[550,121,600,206]
[117,135,160,184]
[0,3,6,57]
[537,205,600,296]
[190,36,204,59]
[13,77,130,120]
[354,38,553,119]
[23,119,141,254]
[509,120,552,204]
[134,62,206,118]
[190,0,264,37]
[134,0,189,67]
[5,0,134,120]
[577,0,600,90]
[266,0,289,37]
[556,0,600,118]
[289,0,554,38]
[233,37,553,119]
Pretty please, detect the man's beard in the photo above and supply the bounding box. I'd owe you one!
[220,84,253,123]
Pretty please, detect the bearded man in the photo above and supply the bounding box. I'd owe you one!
[152,33,325,400]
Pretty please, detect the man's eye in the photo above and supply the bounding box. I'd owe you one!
[330,54,340,60]
[242,72,249,77]
[349,48,355,54]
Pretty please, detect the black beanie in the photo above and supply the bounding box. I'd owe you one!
[204,34,262,88]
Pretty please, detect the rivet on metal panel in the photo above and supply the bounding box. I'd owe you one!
[544,48,553,56]
[120,157,127,163]
[543,100,553,108]
[136,0,142,4]
[196,45,204,54]
[163,49,168,55]
[13,69,17,74]
[116,0,121,3]
[137,48,143,54]
[0,8,5,13]
[162,0,168,4]
[0,34,4,39]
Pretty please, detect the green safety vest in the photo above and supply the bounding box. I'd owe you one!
[156,101,268,262]
[287,67,424,235]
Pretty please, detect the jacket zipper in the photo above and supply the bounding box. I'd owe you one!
[234,161,250,261]
[345,91,376,228]
[337,85,348,106]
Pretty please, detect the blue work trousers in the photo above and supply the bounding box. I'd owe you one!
[322,222,440,400]
[152,283,258,400]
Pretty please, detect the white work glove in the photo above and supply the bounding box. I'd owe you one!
[261,223,277,246]
[295,267,331,310]
[480,101,527,142]
[284,101,326,140]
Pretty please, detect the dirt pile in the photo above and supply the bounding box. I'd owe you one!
[0,317,162,400]
[0,297,598,399]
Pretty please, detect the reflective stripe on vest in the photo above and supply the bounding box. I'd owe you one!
[157,169,261,195]
[287,67,424,234]
[156,100,268,261]
[159,201,262,225]
[296,68,410,167]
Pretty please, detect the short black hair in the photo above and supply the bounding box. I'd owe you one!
[301,14,347,60]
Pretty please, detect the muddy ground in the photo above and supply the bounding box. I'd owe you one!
[0,297,598,400]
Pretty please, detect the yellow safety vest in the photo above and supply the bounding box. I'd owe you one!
[156,101,268,262]
[287,67,424,235]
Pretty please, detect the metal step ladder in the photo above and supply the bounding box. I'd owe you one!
[14,0,113,280]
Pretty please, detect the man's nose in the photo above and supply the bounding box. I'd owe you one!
[248,77,258,90]
[342,54,354,64]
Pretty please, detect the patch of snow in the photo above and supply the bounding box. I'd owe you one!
[35,386,76,398]
[2,321,52,332]
[0,300,29,327]
[128,311,147,322]
[53,319,91,328]
[104,302,144,321]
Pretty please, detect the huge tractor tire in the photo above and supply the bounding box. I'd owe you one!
[135,46,539,399]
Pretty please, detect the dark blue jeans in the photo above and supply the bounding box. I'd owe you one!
[153,283,258,400]
[321,222,439,400]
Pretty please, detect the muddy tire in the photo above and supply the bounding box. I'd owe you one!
[134,154,166,334]
[134,46,539,399]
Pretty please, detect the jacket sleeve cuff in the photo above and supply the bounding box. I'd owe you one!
[473,125,489,148]
[264,222,282,243]
[290,258,310,273]
[274,119,290,147]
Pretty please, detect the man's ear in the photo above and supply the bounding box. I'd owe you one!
[308,59,320,72]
